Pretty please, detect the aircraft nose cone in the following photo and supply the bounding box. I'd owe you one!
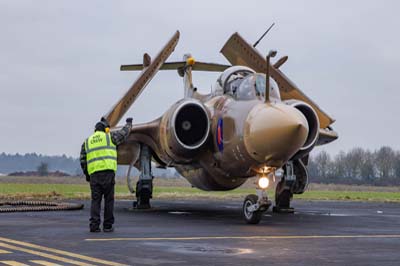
[244,103,309,166]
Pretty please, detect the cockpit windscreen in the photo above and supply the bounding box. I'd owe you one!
[224,73,280,101]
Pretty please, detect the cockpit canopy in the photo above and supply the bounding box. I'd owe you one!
[214,66,281,101]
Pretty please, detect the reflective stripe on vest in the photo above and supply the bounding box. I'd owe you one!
[85,131,117,175]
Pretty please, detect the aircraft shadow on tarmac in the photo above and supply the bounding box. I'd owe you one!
[114,200,338,226]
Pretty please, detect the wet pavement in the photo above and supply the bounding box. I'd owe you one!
[0,199,399,265]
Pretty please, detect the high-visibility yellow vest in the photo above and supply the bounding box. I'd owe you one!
[85,131,117,175]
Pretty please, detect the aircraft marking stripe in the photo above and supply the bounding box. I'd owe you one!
[0,243,93,266]
[0,261,29,266]
[85,234,400,242]
[30,260,63,266]
[0,250,12,254]
[0,238,127,266]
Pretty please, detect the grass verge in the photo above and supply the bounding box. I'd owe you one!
[0,183,399,202]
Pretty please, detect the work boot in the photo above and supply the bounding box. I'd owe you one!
[103,225,114,232]
[90,225,101,233]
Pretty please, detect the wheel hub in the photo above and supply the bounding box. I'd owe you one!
[244,200,255,219]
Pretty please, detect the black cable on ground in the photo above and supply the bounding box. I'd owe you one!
[0,200,84,212]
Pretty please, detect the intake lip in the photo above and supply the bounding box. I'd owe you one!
[286,100,320,150]
[171,100,210,150]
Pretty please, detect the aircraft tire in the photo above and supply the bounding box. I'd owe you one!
[275,188,292,209]
[136,190,151,209]
[242,194,263,224]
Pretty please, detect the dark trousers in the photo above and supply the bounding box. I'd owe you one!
[89,170,115,228]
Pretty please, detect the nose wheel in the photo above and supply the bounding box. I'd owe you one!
[242,170,274,224]
[243,194,264,224]
[242,189,272,224]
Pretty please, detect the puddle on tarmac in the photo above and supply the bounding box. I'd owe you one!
[295,210,355,217]
[168,211,192,215]
[176,245,253,255]
[146,242,253,256]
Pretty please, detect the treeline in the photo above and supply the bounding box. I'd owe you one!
[3,147,400,185]
[0,152,179,178]
[0,153,80,175]
[308,146,400,185]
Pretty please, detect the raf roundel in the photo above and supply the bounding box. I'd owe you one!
[216,118,223,152]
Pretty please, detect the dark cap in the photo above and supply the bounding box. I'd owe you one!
[94,118,110,132]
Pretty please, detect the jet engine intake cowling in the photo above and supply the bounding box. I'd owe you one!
[285,100,319,159]
[160,99,210,162]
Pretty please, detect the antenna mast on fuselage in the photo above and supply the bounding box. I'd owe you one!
[253,23,275,48]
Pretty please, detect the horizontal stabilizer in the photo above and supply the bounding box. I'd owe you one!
[317,127,338,146]
[121,61,231,72]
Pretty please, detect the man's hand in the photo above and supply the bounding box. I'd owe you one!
[126,117,133,124]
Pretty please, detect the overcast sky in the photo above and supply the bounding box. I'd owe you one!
[1,0,399,157]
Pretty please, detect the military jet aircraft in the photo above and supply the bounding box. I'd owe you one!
[102,31,338,224]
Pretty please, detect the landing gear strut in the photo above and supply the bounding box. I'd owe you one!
[134,144,153,209]
[242,172,272,224]
[273,162,295,213]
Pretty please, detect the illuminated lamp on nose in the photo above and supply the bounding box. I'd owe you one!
[258,176,270,189]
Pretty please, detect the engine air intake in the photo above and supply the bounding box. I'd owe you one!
[173,102,209,149]
[285,100,320,160]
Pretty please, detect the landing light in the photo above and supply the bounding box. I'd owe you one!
[258,176,269,189]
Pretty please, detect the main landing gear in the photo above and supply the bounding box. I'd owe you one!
[273,161,296,213]
[273,181,294,213]
[129,144,153,209]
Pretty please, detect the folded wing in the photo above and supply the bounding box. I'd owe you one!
[220,32,335,129]
[105,31,180,127]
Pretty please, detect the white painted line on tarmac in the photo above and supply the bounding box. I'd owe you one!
[0,250,12,254]
[86,234,400,242]
[0,238,127,266]
[30,260,63,266]
[0,261,30,266]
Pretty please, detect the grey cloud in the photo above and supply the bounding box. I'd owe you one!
[0,0,399,156]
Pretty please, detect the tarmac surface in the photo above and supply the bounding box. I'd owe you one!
[0,199,400,266]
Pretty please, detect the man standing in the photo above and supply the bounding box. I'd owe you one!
[80,117,132,232]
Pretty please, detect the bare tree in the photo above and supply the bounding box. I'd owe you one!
[374,146,395,180]
[37,162,49,176]
[309,146,400,185]
[332,151,346,180]
[393,152,400,181]
[360,150,375,183]
[314,151,331,179]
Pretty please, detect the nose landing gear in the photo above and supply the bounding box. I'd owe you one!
[242,171,273,224]
[242,190,272,224]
